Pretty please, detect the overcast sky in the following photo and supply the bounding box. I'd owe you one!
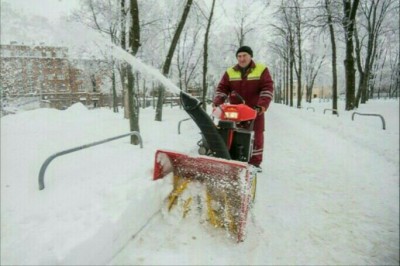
[3,0,80,22]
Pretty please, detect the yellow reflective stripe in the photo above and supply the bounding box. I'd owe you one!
[247,64,266,80]
[226,64,267,81]
[226,67,241,81]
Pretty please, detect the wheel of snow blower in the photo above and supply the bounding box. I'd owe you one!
[198,146,207,155]
[197,137,211,156]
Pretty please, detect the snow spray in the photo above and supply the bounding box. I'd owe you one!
[54,21,181,95]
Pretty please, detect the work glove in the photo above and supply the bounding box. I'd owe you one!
[254,105,266,115]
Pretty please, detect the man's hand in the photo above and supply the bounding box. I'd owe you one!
[255,105,266,115]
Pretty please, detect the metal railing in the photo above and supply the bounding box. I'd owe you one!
[352,112,386,130]
[38,131,143,190]
[178,118,191,134]
[323,108,339,116]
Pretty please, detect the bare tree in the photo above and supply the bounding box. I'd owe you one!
[268,38,288,104]
[308,0,341,113]
[304,52,325,102]
[155,0,193,122]
[370,38,387,99]
[270,57,285,104]
[354,0,395,107]
[176,24,202,93]
[231,1,267,47]
[270,20,293,106]
[72,0,121,112]
[372,30,399,99]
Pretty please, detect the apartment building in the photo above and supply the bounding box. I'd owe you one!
[0,43,114,109]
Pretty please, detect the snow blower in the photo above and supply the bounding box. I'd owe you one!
[153,91,258,242]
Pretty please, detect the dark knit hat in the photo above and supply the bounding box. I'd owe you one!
[236,46,253,57]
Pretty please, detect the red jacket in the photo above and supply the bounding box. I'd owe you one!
[213,60,274,131]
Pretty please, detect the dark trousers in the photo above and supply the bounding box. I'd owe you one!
[249,129,264,167]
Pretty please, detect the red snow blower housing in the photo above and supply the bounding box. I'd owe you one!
[153,91,258,242]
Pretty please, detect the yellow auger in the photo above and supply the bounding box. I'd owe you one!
[167,175,190,211]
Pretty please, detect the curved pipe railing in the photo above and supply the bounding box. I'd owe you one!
[177,118,191,134]
[38,131,143,190]
[352,112,386,130]
[323,108,339,116]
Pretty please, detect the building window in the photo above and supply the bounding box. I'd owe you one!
[58,84,67,91]
[26,61,33,70]
[56,51,65,58]
[78,83,85,92]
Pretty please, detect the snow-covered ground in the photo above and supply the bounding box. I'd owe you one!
[1,99,399,265]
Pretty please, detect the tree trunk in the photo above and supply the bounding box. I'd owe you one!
[176,47,183,91]
[289,42,294,107]
[120,0,129,118]
[282,5,294,107]
[325,0,338,115]
[127,0,141,144]
[294,3,302,108]
[142,78,147,108]
[90,74,97,92]
[201,0,216,111]
[127,65,139,142]
[285,47,289,105]
[342,0,360,110]
[283,58,287,104]
[354,21,364,108]
[155,0,193,121]
[397,7,400,98]
[111,65,118,112]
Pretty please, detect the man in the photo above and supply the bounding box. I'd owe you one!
[212,46,274,172]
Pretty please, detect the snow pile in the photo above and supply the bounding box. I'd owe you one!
[0,105,195,264]
[65,102,88,113]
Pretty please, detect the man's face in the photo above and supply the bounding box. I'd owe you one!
[237,52,252,68]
